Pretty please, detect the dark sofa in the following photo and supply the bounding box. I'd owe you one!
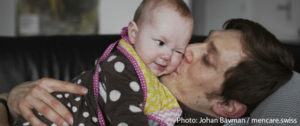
[0,35,299,93]
[1,35,300,125]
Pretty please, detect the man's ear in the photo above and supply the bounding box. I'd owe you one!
[128,21,139,44]
[212,100,247,118]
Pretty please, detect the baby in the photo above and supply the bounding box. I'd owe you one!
[14,0,193,126]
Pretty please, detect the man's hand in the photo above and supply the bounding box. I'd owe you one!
[7,78,88,126]
[0,93,9,126]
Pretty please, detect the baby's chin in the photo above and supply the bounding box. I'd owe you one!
[156,70,173,77]
[154,71,164,77]
[151,67,176,77]
[151,70,166,77]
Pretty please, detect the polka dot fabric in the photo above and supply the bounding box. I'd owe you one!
[118,39,182,126]
[96,50,148,125]
[13,46,149,126]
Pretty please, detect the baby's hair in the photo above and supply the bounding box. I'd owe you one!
[133,0,192,25]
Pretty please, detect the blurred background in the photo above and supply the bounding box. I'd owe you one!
[0,0,299,44]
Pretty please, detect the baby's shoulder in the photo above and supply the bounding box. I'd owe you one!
[100,50,136,75]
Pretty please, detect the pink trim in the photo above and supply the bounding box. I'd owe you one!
[121,27,133,46]
[120,27,148,109]
[93,41,119,126]
[99,41,118,62]
[92,27,134,125]
[117,45,147,110]
[147,115,167,126]
[93,27,158,125]
[93,64,106,126]
[147,108,182,126]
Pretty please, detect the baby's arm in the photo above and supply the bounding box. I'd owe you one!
[99,52,149,126]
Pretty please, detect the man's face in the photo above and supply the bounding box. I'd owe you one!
[161,30,246,115]
[132,6,193,76]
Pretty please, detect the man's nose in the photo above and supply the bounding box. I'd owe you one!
[185,43,206,63]
[184,45,193,64]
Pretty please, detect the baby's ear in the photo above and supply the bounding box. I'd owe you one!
[128,21,139,44]
[212,100,247,118]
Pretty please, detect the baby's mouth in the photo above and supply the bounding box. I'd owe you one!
[155,63,166,72]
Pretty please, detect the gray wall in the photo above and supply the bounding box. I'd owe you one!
[0,0,191,36]
[191,0,300,43]
[192,0,205,36]
[0,0,16,36]
[1,0,298,43]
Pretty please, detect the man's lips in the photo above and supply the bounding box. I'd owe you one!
[174,68,179,74]
[175,56,188,75]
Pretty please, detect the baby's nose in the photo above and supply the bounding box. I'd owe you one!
[161,48,173,61]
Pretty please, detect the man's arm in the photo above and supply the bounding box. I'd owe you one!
[6,78,88,126]
[0,93,9,126]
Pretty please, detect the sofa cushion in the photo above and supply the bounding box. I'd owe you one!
[224,71,300,126]
[249,71,300,125]
[0,35,299,94]
[0,35,120,93]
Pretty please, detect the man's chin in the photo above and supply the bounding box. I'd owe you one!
[160,75,168,83]
[160,73,175,83]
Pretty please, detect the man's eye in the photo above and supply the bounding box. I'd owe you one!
[202,55,211,66]
[155,40,165,46]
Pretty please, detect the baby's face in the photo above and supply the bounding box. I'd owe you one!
[132,6,193,77]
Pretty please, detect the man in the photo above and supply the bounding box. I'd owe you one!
[1,19,294,126]
[164,19,294,120]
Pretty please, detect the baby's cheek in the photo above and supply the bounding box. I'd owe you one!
[165,56,183,74]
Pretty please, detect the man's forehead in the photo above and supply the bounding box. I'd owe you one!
[208,30,242,38]
[208,30,246,72]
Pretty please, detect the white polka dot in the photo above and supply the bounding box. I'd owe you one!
[98,66,102,72]
[74,97,81,101]
[109,90,121,102]
[99,82,107,103]
[106,115,111,122]
[64,93,69,98]
[117,122,128,126]
[77,79,82,84]
[67,102,71,108]
[37,112,42,116]
[51,123,57,126]
[82,112,89,118]
[95,59,98,65]
[104,76,107,82]
[72,106,78,113]
[129,105,142,113]
[148,120,159,126]
[107,55,117,62]
[92,117,98,123]
[114,62,125,73]
[102,82,106,90]
[78,123,85,126]
[23,122,30,126]
[56,94,63,98]
[129,81,140,92]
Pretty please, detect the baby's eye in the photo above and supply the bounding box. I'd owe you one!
[175,50,184,55]
[155,40,165,46]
